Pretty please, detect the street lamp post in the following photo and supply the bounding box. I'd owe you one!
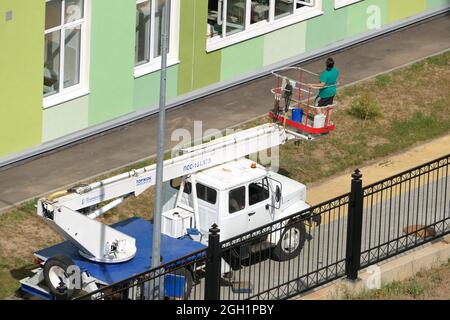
[152,0,171,269]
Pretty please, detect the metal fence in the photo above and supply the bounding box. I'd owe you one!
[217,194,349,300]
[77,248,207,300]
[77,153,449,300]
[360,154,450,268]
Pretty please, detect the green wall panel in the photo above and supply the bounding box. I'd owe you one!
[305,1,348,52]
[427,0,450,9]
[133,66,179,110]
[0,0,44,157]
[346,0,388,37]
[88,0,135,125]
[263,21,307,66]
[387,0,427,22]
[221,37,264,81]
[42,96,89,142]
[177,0,221,95]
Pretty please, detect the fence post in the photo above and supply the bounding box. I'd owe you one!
[345,169,364,280]
[205,224,221,300]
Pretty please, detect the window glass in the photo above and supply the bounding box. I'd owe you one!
[226,0,246,35]
[170,178,192,194]
[135,0,151,65]
[207,0,224,37]
[296,0,313,9]
[251,0,269,24]
[44,31,61,96]
[249,178,270,206]
[229,186,246,213]
[45,0,62,29]
[153,0,167,58]
[63,26,81,88]
[196,183,217,205]
[65,0,84,23]
[135,0,173,67]
[275,0,294,20]
[170,179,217,204]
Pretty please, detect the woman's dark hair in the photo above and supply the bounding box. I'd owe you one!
[326,57,335,71]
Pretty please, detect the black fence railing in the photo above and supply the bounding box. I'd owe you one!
[77,248,207,300]
[77,153,449,300]
[360,154,450,268]
[217,193,349,300]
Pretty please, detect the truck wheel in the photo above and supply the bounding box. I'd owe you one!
[171,268,193,299]
[271,221,306,261]
[43,255,80,300]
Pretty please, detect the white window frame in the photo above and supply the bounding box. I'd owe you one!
[335,0,362,9]
[207,0,323,52]
[134,0,180,78]
[44,0,91,109]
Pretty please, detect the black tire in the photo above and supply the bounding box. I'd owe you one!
[171,268,193,300]
[43,255,80,300]
[271,221,306,261]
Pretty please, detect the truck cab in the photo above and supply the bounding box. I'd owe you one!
[161,158,309,246]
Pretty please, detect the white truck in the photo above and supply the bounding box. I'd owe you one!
[19,123,317,300]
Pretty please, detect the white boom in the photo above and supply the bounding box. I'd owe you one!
[37,123,289,263]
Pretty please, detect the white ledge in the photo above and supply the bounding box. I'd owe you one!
[134,57,180,78]
[335,0,362,10]
[43,87,90,109]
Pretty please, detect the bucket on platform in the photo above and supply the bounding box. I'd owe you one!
[313,114,326,128]
[291,108,303,122]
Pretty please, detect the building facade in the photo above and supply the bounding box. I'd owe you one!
[0,0,448,162]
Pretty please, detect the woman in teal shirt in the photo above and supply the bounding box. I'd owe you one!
[309,58,339,113]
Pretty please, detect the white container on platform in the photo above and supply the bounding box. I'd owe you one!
[313,114,326,128]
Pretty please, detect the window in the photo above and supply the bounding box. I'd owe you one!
[44,0,88,101]
[229,186,246,214]
[207,0,321,51]
[170,178,192,194]
[135,0,179,77]
[170,179,217,204]
[335,0,362,9]
[249,178,270,206]
[196,183,218,205]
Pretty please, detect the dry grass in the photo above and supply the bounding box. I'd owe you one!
[0,52,449,299]
[0,202,62,298]
[343,260,450,300]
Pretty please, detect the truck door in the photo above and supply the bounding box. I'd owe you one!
[220,186,248,240]
[247,177,271,231]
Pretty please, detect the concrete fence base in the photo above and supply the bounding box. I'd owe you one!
[295,235,450,300]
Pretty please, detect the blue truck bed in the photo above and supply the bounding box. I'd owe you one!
[34,217,206,285]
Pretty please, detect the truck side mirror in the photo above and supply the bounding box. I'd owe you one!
[275,186,281,203]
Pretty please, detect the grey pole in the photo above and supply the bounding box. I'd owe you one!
[152,0,171,269]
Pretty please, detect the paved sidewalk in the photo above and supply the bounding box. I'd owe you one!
[0,14,449,212]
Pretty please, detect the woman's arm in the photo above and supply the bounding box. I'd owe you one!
[308,82,325,89]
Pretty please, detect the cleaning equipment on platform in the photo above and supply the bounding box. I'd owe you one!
[269,66,338,136]
[313,114,326,128]
[291,108,303,123]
